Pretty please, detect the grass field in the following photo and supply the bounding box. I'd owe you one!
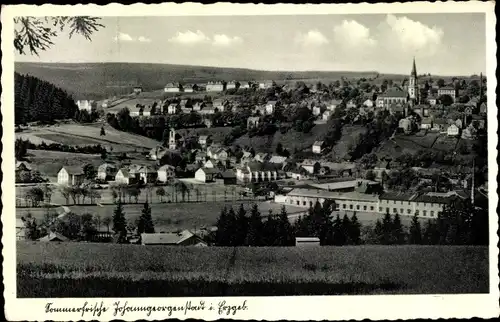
[16,242,489,297]
[17,123,160,152]
[329,125,369,161]
[16,201,305,233]
[24,150,103,180]
[234,124,331,153]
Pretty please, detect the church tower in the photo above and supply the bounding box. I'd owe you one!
[408,57,419,104]
[168,128,177,150]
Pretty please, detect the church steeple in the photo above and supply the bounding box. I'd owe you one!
[411,57,417,77]
[408,57,419,103]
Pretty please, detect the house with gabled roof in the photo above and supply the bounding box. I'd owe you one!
[97,163,118,181]
[157,164,176,183]
[57,166,85,186]
[141,230,207,246]
[195,167,220,183]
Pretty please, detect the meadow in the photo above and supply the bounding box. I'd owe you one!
[16,123,160,152]
[17,242,489,297]
[16,200,305,233]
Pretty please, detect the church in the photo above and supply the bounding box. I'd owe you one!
[376,58,420,110]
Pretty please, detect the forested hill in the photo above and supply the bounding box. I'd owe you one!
[15,72,79,125]
[15,62,379,100]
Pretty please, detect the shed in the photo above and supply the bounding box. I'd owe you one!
[295,237,320,247]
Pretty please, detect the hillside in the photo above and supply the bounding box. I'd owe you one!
[17,242,488,297]
[15,62,379,100]
[16,123,161,153]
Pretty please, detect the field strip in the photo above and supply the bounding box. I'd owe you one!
[44,128,149,149]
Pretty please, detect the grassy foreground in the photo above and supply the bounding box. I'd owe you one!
[17,242,488,297]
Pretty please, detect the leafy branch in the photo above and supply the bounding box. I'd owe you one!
[14,16,104,56]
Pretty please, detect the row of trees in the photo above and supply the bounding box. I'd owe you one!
[23,201,155,243]
[15,138,107,160]
[214,199,488,246]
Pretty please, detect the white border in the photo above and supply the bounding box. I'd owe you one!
[2,2,498,321]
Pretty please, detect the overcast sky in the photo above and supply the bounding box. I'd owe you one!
[16,13,486,76]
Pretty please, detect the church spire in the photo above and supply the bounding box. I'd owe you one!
[411,57,417,76]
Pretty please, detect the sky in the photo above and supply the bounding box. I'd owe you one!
[15,13,486,76]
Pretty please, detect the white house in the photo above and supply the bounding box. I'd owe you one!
[198,135,211,147]
[76,100,96,112]
[164,83,181,92]
[204,159,215,169]
[157,165,175,183]
[363,99,374,108]
[195,167,219,183]
[97,163,117,181]
[207,146,228,162]
[167,103,180,114]
[447,124,460,137]
[301,159,320,174]
[57,166,85,186]
[312,105,322,116]
[259,80,274,89]
[235,162,282,183]
[115,168,136,185]
[213,99,228,112]
[265,101,278,115]
[322,110,332,121]
[312,141,325,154]
[327,100,342,111]
[206,81,224,92]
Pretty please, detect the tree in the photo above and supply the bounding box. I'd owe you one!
[100,126,106,136]
[102,217,112,233]
[215,207,230,246]
[374,219,384,244]
[349,212,361,245]
[332,214,345,246]
[112,201,127,243]
[14,17,104,56]
[234,204,248,246]
[60,186,71,205]
[246,204,263,246]
[156,187,165,202]
[439,94,453,107]
[137,202,155,235]
[88,190,101,204]
[22,213,39,241]
[391,213,405,244]
[83,164,97,180]
[381,211,393,244]
[26,186,44,207]
[437,79,445,88]
[276,205,293,246]
[409,214,422,244]
[79,213,98,241]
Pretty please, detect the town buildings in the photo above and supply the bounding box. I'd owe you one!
[157,164,176,183]
[206,81,224,92]
[437,86,458,102]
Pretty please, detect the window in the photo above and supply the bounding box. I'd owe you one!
[423,210,427,216]
[290,200,293,204]
[393,208,397,213]
[400,201,403,205]
[309,201,313,207]
[408,201,410,205]
[393,200,396,204]
[296,200,299,206]
[430,211,434,217]
[423,203,426,207]
[379,207,382,212]
[386,207,389,213]
[407,209,411,214]
[370,206,374,211]
[350,205,353,210]
[356,205,360,210]
[400,208,403,213]
[343,204,346,209]
[303,201,307,206]
[363,205,367,211]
